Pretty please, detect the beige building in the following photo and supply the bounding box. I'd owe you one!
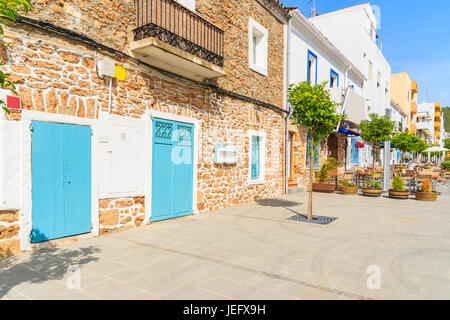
[391,73,418,134]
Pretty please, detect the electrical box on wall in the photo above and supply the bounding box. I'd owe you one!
[97,58,116,78]
[215,145,238,164]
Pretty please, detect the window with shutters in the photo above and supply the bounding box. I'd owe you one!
[248,130,266,184]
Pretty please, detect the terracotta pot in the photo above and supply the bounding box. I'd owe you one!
[340,187,358,195]
[312,183,336,193]
[362,188,383,197]
[388,189,410,200]
[415,192,438,202]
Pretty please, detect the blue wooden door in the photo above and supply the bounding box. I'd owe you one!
[31,121,91,243]
[151,118,194,222]
[351,138,360,165]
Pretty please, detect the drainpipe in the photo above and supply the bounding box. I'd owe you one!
[285,17,292,195]
[0,110,4,207]
[108,77,113,114]
[344,65,351,92]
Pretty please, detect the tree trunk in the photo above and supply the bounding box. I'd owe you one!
[308,130,314,220]
[373,143,377,185]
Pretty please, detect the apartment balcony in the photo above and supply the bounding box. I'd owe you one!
[411,80,418,93]
[435,113,441,121]
[410,102,417,114]
[131,0,226,82]
[435,121,441,131]
[435,103,442,112]
[416,121,432,135]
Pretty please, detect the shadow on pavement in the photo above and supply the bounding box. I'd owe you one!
[0,244,101,299]
[256,198,303,208]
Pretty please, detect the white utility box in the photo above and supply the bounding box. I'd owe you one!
[215,145,238,164]
[97,58,116,78]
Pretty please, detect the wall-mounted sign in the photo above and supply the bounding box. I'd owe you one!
[6,96,21,110]
[115,65,127,82]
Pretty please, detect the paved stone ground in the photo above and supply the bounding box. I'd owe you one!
[1,184,449,300]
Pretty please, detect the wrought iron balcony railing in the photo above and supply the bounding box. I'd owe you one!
[133,0,224,67]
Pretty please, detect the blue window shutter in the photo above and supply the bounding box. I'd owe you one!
[351,138,361,165]
[251,136,260,180]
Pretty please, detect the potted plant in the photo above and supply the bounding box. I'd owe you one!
[415,179,438,201]
[362,179,383,197]
[389,175,410,199]
[312,157,337,193]
[339,179,358,195]
[441,160,450,172]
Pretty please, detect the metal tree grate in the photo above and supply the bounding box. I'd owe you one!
[288,215,337,225]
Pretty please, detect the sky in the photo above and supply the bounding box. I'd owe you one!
[282,0,450,108]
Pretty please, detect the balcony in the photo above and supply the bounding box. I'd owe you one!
[132,0,226,82]
[410,102,417,114]
[435,122,441,131]
[435,103,442,112]
[411,80,418,93]
[435,113,441,121]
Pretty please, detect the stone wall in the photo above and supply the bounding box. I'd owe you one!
[197,0,286,108]
[26,0,135,52]
[0,211,20,258]
[99,197,145,235]
[3,21,285,241]
[25,0,286,110]
[289,125,348,190]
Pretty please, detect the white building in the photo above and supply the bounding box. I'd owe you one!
[390,100,408,164]
[416,103,435,146]
[309,3,393,168]
[286,8,366,187]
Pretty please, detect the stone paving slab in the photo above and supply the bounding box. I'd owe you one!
[1,184,449,300]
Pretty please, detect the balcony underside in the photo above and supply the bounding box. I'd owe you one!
[131,35,226,83]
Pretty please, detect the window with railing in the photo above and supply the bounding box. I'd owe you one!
[133,0,224,66]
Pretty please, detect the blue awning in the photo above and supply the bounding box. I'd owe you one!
[338,128,360,137]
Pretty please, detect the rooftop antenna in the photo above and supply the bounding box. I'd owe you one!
[309,0,317,17]
[424,89,429,103]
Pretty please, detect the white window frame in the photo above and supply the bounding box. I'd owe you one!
[248,130,266,185]
[248,18,268,77]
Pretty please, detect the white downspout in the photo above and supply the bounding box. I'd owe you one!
[0,91,6,206]
[285,16,292,194]
[108,77,113,114]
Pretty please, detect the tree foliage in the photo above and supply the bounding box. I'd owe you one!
[359,113,396,147]
[0,0,33,113]
[288,81,345,141]
[392,131,428,154]
[444,138,450,150]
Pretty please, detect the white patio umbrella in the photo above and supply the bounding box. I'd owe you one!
[424,147,449,164]
[424,146,440,163]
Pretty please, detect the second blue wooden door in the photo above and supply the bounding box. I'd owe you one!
[151,118,194,222]
[31,121,92,243]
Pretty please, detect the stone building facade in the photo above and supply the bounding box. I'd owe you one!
[0,0,289,256]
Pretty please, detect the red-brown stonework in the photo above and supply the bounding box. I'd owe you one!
[196,0,286,108]
[1,0,287,252]
[4,30,285,212]
[289,125,348,191]
[98,197,146,233]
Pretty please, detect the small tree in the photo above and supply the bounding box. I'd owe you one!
[391,132,414,165]
[288,81,344,220]
[0,0,33,113]
[359,113,396,184]
[444,138,450,150]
